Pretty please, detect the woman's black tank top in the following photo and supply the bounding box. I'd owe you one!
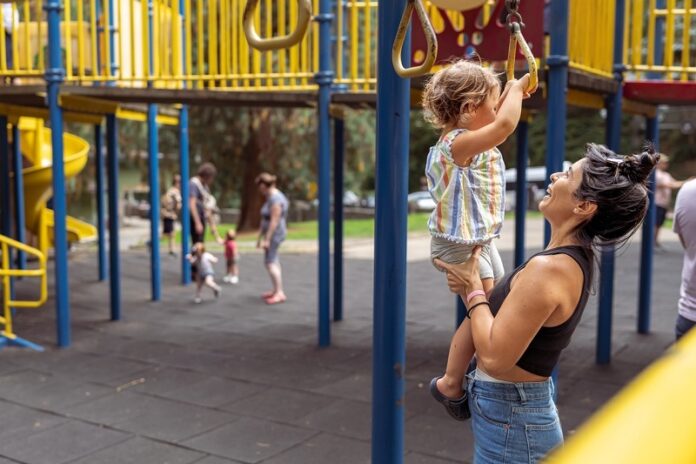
[487,245,594,377]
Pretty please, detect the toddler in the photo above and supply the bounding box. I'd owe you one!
[186,242,221,303]
[223,230,239,284]
[423,60,534,420]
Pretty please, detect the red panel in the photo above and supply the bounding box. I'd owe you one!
[410,0,545,68]
[624,81,696,106]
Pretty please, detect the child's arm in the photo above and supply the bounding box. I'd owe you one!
[206,252,218,263]
[450,74,530,166]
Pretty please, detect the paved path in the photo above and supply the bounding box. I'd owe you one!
[0,231,684,463]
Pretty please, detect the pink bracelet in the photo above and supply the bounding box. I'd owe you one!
[466,290,486,305]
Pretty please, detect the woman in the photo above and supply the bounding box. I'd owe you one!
[433,144,658,463]
[161,174,182,256]
[256,173,289,305]
[189,163,218,245]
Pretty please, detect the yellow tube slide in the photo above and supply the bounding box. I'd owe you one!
[18,118,96,254]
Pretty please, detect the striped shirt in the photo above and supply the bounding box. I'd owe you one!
[425,128,506,244]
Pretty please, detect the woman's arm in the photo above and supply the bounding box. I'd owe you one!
[437,251,578,378]
[450,75,530,166]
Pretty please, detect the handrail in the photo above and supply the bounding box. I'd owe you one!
[243,0,312,51]
[392,0,437,78]
[546,327,696,463]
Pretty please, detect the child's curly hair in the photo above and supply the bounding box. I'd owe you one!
[422,60,501,129]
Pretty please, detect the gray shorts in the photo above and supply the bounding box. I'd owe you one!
[264,239,284,264]
[431,236,504,281]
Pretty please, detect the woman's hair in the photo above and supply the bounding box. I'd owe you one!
[226,230,236,240]
[197,162,217,180]
[574,143,659,249]
[422,59,501,129]
[255,172,277,187]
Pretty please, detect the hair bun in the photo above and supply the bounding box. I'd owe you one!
[619,145,659,185]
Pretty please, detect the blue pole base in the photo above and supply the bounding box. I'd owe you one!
[0,334,45,352]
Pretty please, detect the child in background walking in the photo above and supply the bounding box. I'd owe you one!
[186,242,221,303]
[223,230,239,284]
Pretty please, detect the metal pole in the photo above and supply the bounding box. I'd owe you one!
[12,125,26,270]
[333,116,344,322]
[179,0,191,285]
[95,124,107,281]
[106,114,121,320]
[0,116,10,240]
[544,0,569,246]
[372,0,410,460]
[179,108,191,285]
[315,0,334,347]
[638,116,659,334]
[147,105,161,301]
[45,0,70,347]
[514,120,529,267]
[107,0,118,78]
[597,0,626,365]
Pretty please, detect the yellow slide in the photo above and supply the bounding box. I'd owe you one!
[18,118,96,255]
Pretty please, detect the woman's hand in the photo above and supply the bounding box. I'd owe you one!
[433,246,484,296]
[260,238,270,250]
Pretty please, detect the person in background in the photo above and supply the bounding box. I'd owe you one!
[161,175,182,256]
[189,163,217,278]
[256,173,289,305]
[223,229,239,284]
[673,178,696,340]
[655,154,688,248]
[1,3,16,74]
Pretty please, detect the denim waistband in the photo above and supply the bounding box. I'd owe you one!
[467,370,554,402]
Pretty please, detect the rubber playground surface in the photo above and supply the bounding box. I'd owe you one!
[0,229,683,464]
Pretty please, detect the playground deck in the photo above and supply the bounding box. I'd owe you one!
[0,234,683,464]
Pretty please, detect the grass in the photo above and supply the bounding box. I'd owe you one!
[169,211,551,245]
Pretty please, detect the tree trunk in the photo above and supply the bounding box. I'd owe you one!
[237,108,272,232]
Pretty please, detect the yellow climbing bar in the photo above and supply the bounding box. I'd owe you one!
[506,22,537,93]
[568,0,615,78]
[547,328,696,464]
[392,0,437,79]
[243,0,312,51]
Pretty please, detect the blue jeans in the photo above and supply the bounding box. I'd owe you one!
[467,372,563,463]
[676,314,696,341]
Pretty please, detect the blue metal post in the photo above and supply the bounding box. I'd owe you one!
[638,116,659,334]
[179,0,191,285]
[315,0,333,347]
[95,124,107,281]
[647,0,665,78]
[515,120,529,267]
[597,0,626,365]
[107,0,118,78]
[0,116,10,240]
[147,105,161,301]
[45,0,70,347]
[372,0,410,460]
[12,125,26,270]
[544,0,569,246]
[106,114,121,320]
[333,117,344,322]
[179,108,191,285]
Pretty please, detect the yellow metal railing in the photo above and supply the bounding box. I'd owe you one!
[0,0,381,91]
[568,0,615,78]
[625,0,695,81]
[0,234,47,343]
[547,328,696,463]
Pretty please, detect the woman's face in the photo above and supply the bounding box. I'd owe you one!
[257,183,269,196]
[538,158,586,221]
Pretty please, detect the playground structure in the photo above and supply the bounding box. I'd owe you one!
[0,0,695,461]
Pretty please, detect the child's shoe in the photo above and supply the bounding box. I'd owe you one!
[229,275,239,284]
[194,296,202,304]
[214,287,221,298]
[223,275,230,283]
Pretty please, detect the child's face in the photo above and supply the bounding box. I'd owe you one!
[466,87,500,130]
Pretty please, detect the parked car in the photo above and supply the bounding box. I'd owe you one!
[311,190,362,208]
[408,191,436,213]
[504,162,571,212]
[123,187,151,218]
[360,194,375,209]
